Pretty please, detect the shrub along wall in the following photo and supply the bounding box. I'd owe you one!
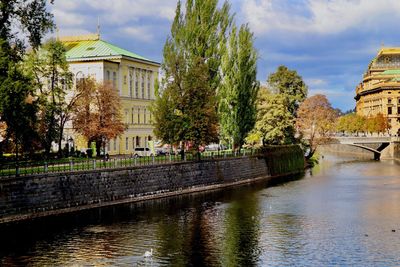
[0,145,304,224]
[261,145,305,175]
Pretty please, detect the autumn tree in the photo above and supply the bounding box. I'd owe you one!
[25,39,73,157]
[366,113,389,135]
[296,94,337,159]
[267,65,308,116]
[218,24,259,150]
[252,88,295,145]
[73,79,125,157]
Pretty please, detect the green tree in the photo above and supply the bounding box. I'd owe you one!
[267,65,308,116]
[218,24,259,150]
[0,0,54,161]
[25,39,73,157]
[153,0,231,156]
[0,53,38,158]
[252,88,295,145]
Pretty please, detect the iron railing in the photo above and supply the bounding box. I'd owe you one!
[0,149,261,178]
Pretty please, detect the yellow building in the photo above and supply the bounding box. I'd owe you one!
[61,34,160,155]
[355,47,400,135]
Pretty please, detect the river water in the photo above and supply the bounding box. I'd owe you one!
[1,154,400,266]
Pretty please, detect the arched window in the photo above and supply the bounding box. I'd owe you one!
[75,71,84,84]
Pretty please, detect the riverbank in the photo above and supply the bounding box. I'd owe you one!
[0,145,304,224]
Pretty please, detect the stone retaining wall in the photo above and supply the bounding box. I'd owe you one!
[0,148,304,224]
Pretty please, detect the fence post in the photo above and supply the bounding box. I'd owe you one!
[152,155,155,164]
[70,160,73,171]
[44,162,48,173]
[169,153,172,163]
[93,159,96,169]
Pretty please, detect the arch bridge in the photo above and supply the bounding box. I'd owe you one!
[335,137,396,160]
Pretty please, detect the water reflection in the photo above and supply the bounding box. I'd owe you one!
[1,155,400,266]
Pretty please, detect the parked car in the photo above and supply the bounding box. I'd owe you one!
[133,147,152,157]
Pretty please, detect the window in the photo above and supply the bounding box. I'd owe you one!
[398,107,400,114]
[107,141,110,152]
[147,71,152,99]
[106,70,110,81]
[144,137,148,148]
[148,136,152,141]
[135,69,139,98]
[388,107,392,115]
[124,75,127,85]
[138,108,140,124]
[144,108,147,124]
[75,71,84,84]
[141,70,145,99]
[113,71,117,88]
[136,136,140,147]
[388,98,392,104]
[125,110,129,124]
[132,137,135,149]
[398,98,400,104]
[129,71,133,97]
[113,139,117,150]
[131,108,134,124]
[125,137,129,150]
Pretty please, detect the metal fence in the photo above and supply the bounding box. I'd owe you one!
[0,149,261,178]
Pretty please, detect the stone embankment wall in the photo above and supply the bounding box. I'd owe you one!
[0,145,304,224]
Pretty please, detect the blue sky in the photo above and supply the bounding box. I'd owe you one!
[50,0,400,112]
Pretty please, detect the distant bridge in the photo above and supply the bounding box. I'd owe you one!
[335,136,399,160]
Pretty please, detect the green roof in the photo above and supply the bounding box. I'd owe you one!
[381,69,400,75]
[64,39,157,64]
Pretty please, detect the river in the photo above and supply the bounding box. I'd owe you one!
[0,154,399,266]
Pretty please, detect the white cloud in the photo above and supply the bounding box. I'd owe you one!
[51,0,177,40]
[305,78,326,87]
[121,26,154,43]
[243,0,400,35]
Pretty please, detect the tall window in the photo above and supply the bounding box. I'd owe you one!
[147,71,152,99]
[113,71,117,88]
[398,106,400,114]
[135,69,139,98]
[144,108,147,124]
[132,137,135,149]
[388,107,392,115]
[107,141,110,152]
[141,70,145,99]
[129,70,133,97]
[388,98,392,104]
[137,108,140,124]
[125,137,129,150]
[136,136,140,147]
[131,108,134,124]
[113,139,117,151]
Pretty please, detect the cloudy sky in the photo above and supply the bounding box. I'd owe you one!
[49,0,400,112]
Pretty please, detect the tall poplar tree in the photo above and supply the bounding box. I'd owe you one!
[153,0,232,155]
[25,39,73,158]
[218,24,259,150]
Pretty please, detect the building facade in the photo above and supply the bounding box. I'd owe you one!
[355,47,400,135]
[61,34,160,155]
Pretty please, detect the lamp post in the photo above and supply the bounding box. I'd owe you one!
[68,137,74,156]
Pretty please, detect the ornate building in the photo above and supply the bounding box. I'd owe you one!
[355,47,400,135]
[61,34,160,155]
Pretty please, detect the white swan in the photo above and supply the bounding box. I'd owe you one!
[144,248,153,258]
